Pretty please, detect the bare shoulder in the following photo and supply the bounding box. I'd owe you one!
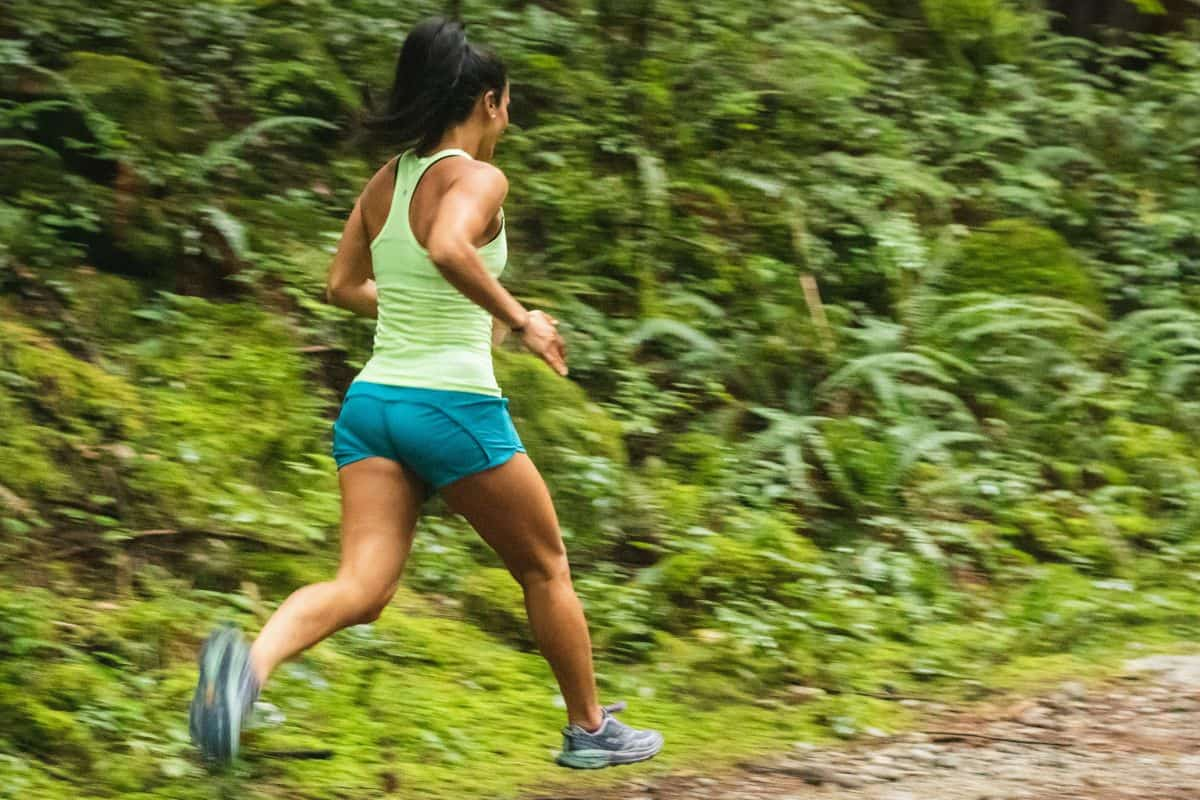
[361,156,400,202]
[355,156,402,235]
[446,158,508,201]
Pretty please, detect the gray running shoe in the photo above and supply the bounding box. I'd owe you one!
[189,625,259,764]
[556,701,664,769]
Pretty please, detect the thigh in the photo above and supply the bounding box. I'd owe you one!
[336,456,425,588]
[439,453,566,580]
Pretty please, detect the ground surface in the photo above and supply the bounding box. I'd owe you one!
[534,654,1200,800]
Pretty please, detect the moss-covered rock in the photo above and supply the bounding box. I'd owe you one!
[0,385,68,499]
[60,267,143,342]
[941,219,1103,312]
[62,53,178,149]
[0,319,142,440]
[459,567,532,649]
[495,350,626,464]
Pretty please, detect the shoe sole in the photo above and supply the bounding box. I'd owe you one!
[555,736,664,769]
[190,628,238,763]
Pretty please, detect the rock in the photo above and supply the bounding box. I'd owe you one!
[494,350,629,557]
[1124,655,1200,688]
[786,763,836,785]
[784,685,827,704]
[831,772,864,788]
[908,747,940,765]
[863,764,903,781]
[1016,705,1061,730]
[1060,681,1087,700]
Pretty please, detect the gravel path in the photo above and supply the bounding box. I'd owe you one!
[539,654,1200,800]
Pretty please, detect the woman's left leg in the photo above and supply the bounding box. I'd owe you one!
[191,456,424,762]
[249,456,426,684]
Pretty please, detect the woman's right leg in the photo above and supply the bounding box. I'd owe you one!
[248,456,425,685]
[440,453,603,731]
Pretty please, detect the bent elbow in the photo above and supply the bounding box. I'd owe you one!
[325,281,348,308]
[426,238,465,276]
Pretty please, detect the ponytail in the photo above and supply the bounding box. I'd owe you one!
[365,17,507,154]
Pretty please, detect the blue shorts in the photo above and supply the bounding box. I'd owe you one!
[331,382,526,490]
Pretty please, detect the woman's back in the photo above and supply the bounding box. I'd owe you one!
[355,148,508,396]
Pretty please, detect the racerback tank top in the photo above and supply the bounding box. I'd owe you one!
[353,148,509,396]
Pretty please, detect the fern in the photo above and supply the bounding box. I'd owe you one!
[186,116,338,181]
[1110,308,1200,397]
[742,407,847,505]
[889,423,987,475]
[627,317,723,354]
[817,350,964,420]
[0,139,60,160]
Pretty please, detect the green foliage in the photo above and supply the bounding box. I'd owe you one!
[459,568,533,649]
[644,509,819,631]
[920,0,1037,68]
[4,1,1200,796]
[244,27,358,118]
[494,349,629,558]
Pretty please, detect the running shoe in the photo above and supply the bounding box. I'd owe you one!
[189,625,259,764]
[555,701,664,769]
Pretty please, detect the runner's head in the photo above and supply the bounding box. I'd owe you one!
[369,17,509,159]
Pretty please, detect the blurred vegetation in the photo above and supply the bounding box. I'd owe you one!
[2,0,1200,797]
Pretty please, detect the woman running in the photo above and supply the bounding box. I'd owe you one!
[188,16,663,770]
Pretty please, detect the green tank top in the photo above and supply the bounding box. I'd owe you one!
[354,148,508,396]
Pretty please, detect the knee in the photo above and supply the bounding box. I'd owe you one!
[514,551,571,590]
[340,580,396,625]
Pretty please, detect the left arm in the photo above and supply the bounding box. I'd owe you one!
[325,194,379,319]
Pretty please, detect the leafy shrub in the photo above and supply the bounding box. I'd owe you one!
[642,508,818,629]
[921,0,1037,68]
[244,27,358,119]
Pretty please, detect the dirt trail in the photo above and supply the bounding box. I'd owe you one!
[540,654,1200,800]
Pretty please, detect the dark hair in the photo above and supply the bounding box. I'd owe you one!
[366,17,507,154]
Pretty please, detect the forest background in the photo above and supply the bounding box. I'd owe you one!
[2,0,1200,797]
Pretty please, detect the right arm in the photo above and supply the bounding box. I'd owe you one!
[426,164,567,376]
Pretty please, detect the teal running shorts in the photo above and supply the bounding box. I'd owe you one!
[331,381,526,490]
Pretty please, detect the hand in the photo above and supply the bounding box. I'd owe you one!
[519,310,568,377]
